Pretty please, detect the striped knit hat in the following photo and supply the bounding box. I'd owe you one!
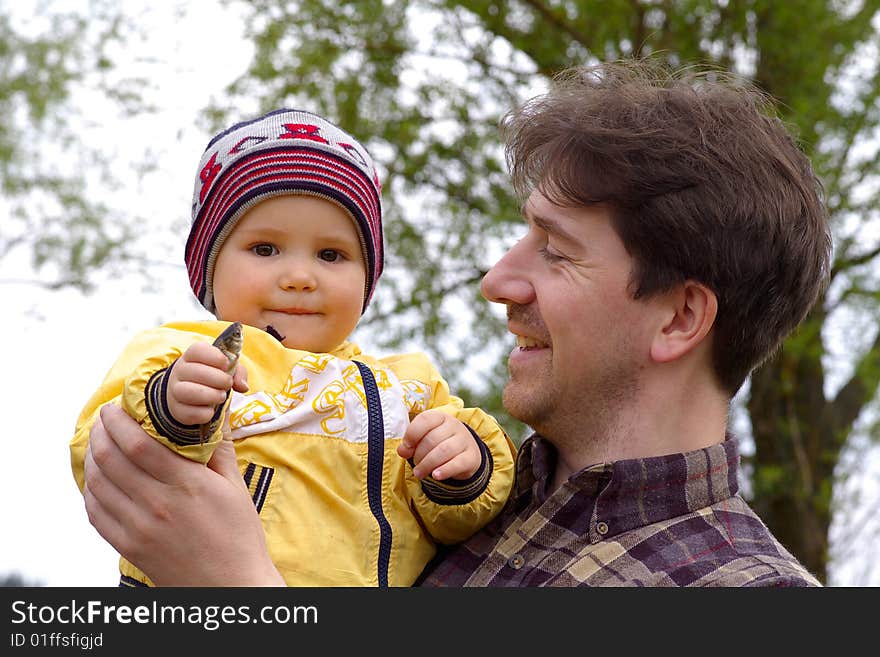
[185,108,383,315]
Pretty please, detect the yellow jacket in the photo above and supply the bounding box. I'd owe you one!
[71,321,516,586]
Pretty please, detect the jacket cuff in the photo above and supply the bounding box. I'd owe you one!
[418,425,493,505]
[144,360,226,446]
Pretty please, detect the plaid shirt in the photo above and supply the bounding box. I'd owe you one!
[419,434,821,587]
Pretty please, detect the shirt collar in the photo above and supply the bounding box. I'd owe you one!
[513,433,741,541]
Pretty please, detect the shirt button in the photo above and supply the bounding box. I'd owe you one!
[596,521,609,535]
[508,554,525,569]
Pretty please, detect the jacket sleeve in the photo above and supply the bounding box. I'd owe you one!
[70,323,231,493]
[380,352,517,545]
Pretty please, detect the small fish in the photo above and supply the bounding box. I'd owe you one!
[213,321,243,375]
[199,321,243,442]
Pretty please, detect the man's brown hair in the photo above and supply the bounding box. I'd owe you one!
[501,58,832,395]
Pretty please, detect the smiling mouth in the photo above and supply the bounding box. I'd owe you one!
[516,335,549,349]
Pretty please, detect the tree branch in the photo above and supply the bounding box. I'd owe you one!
[363,270,487,326]
[830,242,880,287]
[520,0,593,48]
[830,328,880,445]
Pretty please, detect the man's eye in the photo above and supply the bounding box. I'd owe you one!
[539,246,565,262]
[319,249,341,262]
[252,244,277,257]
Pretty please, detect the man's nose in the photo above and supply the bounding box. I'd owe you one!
[480,243,535,306]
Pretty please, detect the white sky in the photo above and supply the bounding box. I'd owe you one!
[0,1,252,586]
[1,1,877,587]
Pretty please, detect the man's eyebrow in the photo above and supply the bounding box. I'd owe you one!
[523,204,579,244]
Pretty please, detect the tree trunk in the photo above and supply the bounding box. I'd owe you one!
[747,312,837,584]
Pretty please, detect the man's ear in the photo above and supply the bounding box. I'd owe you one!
[650,281,718,363]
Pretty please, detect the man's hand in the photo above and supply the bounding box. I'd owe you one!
[82,403,284,586]
[167,342,248,426]
[397,410,481,481]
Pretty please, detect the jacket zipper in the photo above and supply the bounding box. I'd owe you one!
[353,360,392,587]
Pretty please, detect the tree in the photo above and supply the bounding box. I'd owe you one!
[213,0,880,584]
[0,571,43,587]
[0,0,149,292]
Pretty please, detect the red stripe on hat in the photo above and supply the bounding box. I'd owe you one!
[190,149,379,262]
[205,153,378,238]
[186,148,381,300]
[188,155,381,289]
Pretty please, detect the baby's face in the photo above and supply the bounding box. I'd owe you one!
[212,195,366,353]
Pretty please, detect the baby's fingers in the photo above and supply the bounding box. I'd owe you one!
[181,341,232,369]
[400,411,447,455]
[172,380,229,408]
[174,359,234,393]
[411,439,461,480]
[397,440,415,460]
[429,452,479,481]
[232,362,249,393]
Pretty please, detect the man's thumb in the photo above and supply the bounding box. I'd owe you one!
[207,411,245,488]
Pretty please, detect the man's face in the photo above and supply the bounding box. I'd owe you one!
[480,190,658,441]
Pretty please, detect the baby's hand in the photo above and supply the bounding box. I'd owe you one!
[398,410,481,481]
[167,341,248,426]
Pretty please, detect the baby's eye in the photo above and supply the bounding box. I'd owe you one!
[251,243,278,257]
[318,249,341,262]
